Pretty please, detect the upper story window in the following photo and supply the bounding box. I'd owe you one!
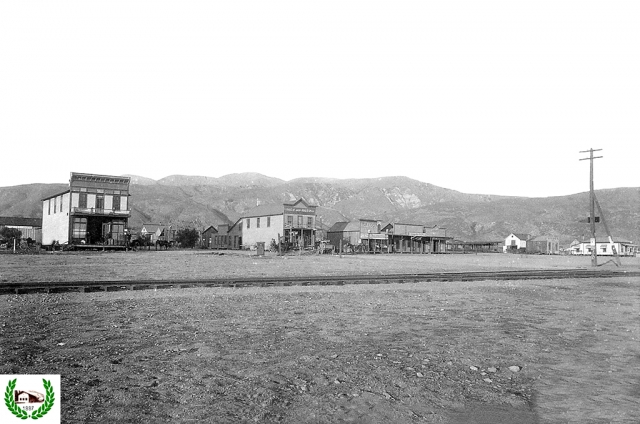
[297,215,303,226]
[53,196,57,213]
[267,217,271,227]
[246,218,250,229]
[96,194,104,210]
[307,217,313,227]
[79,192,87,208]
[257,217,261,228]
[48,199,51,215]
[113,195,120,211]
[287,215,293,226]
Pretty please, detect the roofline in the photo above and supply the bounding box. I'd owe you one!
[241,210,284,219]
[41,189,71,201]
[70,172,131,183]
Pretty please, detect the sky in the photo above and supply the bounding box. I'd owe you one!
[1,1,638,197]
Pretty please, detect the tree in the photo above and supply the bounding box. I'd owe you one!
[0,227,22,244]
[175,228,199,248]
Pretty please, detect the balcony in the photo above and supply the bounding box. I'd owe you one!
[71,207,131,217]
[284,223,315,230]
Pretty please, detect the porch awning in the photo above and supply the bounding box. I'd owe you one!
[361,233,387,240]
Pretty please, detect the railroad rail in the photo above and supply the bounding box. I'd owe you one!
[1,268,638,296]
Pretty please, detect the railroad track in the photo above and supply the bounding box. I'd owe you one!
[1,268,638,296]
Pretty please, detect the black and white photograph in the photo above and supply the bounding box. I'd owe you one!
[1,1,639,422]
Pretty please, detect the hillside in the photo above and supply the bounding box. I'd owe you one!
[0,175,638,246]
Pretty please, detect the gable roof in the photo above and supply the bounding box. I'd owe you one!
[140,223,163,234]
[202,226,218,234]
[0,217,42,227]
[508,233,531,240]
[283,198,315,208]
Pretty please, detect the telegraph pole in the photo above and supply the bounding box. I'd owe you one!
[579,148,602,267]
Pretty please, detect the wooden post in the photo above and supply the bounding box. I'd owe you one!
[580,148,602,267]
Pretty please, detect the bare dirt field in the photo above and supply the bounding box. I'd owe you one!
[1,252,639,423]
[1,250,639,284]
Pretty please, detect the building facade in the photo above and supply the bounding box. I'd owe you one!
[526,236,560,254]
[573,237,638,257]
[327,219,381,252]
[504,233,530,252]
[238,198,316,249]
[382,223,448,253]
[42,173,131,247]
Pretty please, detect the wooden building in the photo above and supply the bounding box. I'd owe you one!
[504,233,530,252]
[447,240,503,253]
[526,236,560,254]
[234,198,317,250]
[0,216,42,243]
[573,237,638,257]
[202,225,218,248]
[41,172,131,249]
[382,223,448,253]
[327,219,383,253]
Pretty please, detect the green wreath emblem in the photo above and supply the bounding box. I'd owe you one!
[4,379,55,420]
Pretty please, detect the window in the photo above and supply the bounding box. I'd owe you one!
[297,215,303,226]
[257,217,261,228]
[307,217,313,228]
[267,217,271,227]
[96,194,104,210]
[287,215,293,227]
[79,192,87,208]
[246,218,250,229]
[72,217,87,241]
[53,196,57,213]
[113,195,120,211]
[47,199,51,215]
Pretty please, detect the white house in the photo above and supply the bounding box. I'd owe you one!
[574,237,638,257]
[504,233,530,252]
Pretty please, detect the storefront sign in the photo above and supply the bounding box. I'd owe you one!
[284,207,315,215]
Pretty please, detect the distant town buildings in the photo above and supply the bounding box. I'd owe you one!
[0,217,42,243]
[571,237,638,257]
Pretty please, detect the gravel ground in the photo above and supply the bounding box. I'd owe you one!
[1,250,638,284]
[1,258,639,423]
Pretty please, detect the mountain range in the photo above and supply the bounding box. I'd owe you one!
[1,173,638,246]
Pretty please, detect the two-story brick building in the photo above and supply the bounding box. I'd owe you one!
[41,172,131,248]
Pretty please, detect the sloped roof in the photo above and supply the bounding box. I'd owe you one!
[0,217,42,227]
[509,233,531,240]
[42,190,70,201]
[529,236,559,242]
[579,237,634,244]
[202,226,218,234]
[141,223,163,234]
[241,204,284,218]
[283,197,317,208]
[327,221,362,233]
